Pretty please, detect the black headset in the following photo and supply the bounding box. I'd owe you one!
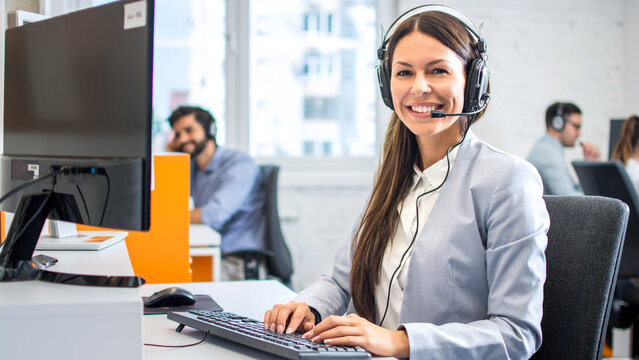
[550,103,566,131]
[194,109,217,140]
[376,4,490,113]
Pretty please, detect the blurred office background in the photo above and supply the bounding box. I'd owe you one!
[0,0,638,290]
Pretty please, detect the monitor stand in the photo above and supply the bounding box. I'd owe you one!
[0,192,145,287]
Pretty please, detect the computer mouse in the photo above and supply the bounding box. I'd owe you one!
[144,287,197,308]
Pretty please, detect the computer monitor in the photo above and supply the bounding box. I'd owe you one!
[609,118,625,160]
[0,0,154,285]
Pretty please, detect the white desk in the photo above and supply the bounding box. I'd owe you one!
[189,223,222,281]
[0,241,143,360]
[142,281,296,359]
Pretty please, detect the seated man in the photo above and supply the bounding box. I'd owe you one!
[167,106,267,281]
[527,101,600,195]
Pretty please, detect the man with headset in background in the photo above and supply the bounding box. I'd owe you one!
[527,101,600,195]
[166,105,267,281]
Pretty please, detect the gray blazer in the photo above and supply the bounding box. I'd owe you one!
[296,130,549,359]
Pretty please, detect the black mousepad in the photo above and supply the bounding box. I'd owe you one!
[143,294,223,315]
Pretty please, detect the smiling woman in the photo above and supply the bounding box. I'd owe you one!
[264,5,549,359]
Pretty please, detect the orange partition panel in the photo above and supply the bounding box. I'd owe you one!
[79,153,191,283]
[191,256,213,282]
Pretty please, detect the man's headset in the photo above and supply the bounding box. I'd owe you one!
[194,110,217,140]
[550,103,566,131]
[206,121,217,140]
[376,4,490,118]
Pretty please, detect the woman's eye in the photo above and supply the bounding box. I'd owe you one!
[432,68,449,74]
[396,70,412,77]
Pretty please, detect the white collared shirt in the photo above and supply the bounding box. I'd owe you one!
[374,146,459,329]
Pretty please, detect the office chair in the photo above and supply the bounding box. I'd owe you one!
[573,160,639,355]
[224,165,294,286]
[531,195,627,360]
[259,165,294,285]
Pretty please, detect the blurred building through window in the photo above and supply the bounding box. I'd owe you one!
[53,0,377,158]
[250,0,377,157]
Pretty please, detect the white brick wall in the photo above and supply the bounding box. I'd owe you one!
[284,0,638,290]
[625,0,639,117]
[280,184,370,290]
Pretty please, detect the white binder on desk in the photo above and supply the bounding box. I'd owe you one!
[35,231,128,251]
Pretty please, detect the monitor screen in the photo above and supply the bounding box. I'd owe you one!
[0,0,153,279]
[609,118,625,160]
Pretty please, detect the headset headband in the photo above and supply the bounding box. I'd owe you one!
[377,4,486,61]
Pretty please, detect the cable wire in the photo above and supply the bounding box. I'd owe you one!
[144,331,208,348]
[98,172,110,227]
[0,169,63,206]
[75,184,91,224]
[378,128,471,327]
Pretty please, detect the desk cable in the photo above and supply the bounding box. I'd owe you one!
[0,166,110,242]
[144,330,208,348]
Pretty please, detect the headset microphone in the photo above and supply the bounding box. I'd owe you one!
[430,94,491,118]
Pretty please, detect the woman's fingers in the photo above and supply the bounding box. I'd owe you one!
[311,325,362,343]
[264,302,314,333]
[285,305,314,334]
[304,314,357,339]
[264,303,290,330]
[302,321,314,332]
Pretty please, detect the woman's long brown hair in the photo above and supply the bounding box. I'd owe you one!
[350,11,488,322]
[612,115,639,165]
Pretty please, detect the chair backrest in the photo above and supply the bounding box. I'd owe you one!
[531,195,627,360]
[573,160,639,277]
[259,165,294,284]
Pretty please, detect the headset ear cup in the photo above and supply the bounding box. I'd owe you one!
[550,104,565,131]
[209,122,217,139]
[463,58,489,113]
[377,59,394,110]
[551,115,565,131]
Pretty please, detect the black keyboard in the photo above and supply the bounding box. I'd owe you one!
[168,310,371,359]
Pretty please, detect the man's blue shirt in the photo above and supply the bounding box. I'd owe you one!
[191,147,266,254]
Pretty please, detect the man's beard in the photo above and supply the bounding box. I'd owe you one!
[180,138,209,159]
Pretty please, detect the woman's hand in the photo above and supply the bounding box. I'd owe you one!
[303,313,410,358]
[264,301,316,334]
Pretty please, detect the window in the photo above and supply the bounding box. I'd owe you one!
[322,141,332,155]
[302,140,335,156]
[249,0,377,157]
[303,52,335,76]
[152,0,227,151]
[45,0,378,159]
[303,10,333,34]
[304,97,339,119]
